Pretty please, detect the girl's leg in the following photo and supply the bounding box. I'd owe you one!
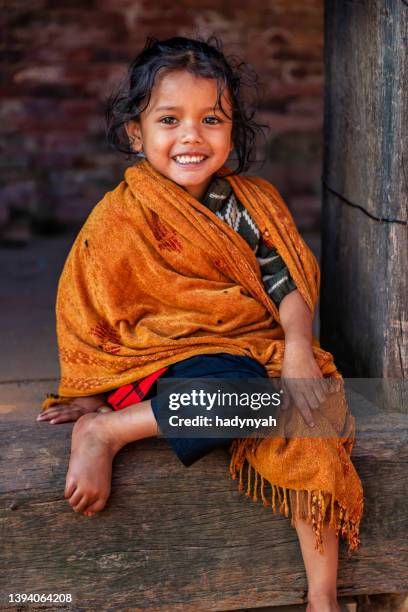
[64,399,158,517]
[295,519,340,612]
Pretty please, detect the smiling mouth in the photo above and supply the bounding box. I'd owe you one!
[172,154,208,165]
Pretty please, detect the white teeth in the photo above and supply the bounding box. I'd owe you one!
[174,155,206,164]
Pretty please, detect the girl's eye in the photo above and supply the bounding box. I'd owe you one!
[160,116,177,125]
[203,116,222,125]
[159,115,223,126]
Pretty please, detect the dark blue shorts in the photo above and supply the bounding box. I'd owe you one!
[145,353,267,467]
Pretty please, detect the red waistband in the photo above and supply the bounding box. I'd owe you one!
[106,367,168,410]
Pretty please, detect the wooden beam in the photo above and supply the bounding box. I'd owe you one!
[0,381,407,609]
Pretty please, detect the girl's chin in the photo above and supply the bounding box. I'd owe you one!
[171,165,209,177]
[154,160,221,196]
[169,168,213,188]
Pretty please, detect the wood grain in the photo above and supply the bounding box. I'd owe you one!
[0,381,407,610]
[321,0,408,402]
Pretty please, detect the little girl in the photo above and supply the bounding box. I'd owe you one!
[37,37,363,612]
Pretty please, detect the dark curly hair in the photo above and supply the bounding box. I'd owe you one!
[105,36,266,175]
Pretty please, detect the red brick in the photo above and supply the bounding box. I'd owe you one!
[1,0,325,232]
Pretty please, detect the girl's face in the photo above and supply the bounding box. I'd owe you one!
[126,70,234,200]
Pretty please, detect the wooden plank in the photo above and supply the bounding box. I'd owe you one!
[356,593,408,611]
[0,381,407,610]
[321,0,408,409]
[240,601,358,612]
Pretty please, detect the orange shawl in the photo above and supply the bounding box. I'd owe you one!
[43,159,363,551]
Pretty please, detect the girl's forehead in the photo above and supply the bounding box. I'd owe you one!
[147,70,231,111]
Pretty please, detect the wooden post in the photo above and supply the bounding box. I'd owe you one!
[322,3,408,607]
[321,0,407,402]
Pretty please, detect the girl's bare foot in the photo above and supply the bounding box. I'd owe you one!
[64,412,125,517]
[64,399,157,517]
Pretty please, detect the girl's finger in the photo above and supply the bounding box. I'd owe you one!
[309,382,326,407]
[37,406,72,420]
[298,403,315,428]
[280,389,290,410]
[277,381,288,410]
[301,383,320,410]
[300,378,325,410]
[39,408,81,422]
[319,378,330,393]
[317,379,330,399]
[290,388,312,416]
[49,414,78,424]
[289,382,315,410]
[289,389,315,427]
[37,411,63,421]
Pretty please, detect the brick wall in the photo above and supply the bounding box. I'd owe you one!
[1,0,323,239]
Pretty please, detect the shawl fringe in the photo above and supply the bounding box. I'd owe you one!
[228,438,362,554]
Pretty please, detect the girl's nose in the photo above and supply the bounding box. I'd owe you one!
[180,125,203,144]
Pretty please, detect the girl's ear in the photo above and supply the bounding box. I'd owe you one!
[125,121,143,153]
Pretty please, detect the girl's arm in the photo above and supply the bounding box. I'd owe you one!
[279,289,313,350]
[278,290,329,427]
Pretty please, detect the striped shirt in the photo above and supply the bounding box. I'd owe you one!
[202,177,297,307]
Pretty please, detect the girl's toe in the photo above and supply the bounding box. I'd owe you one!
[83,498,106,515]
[73,495,89,513]
[64,481,76,498]
[68,489,84,508]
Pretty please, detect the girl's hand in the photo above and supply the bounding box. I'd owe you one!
[280,341,330,428]
[36,394,112,425]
